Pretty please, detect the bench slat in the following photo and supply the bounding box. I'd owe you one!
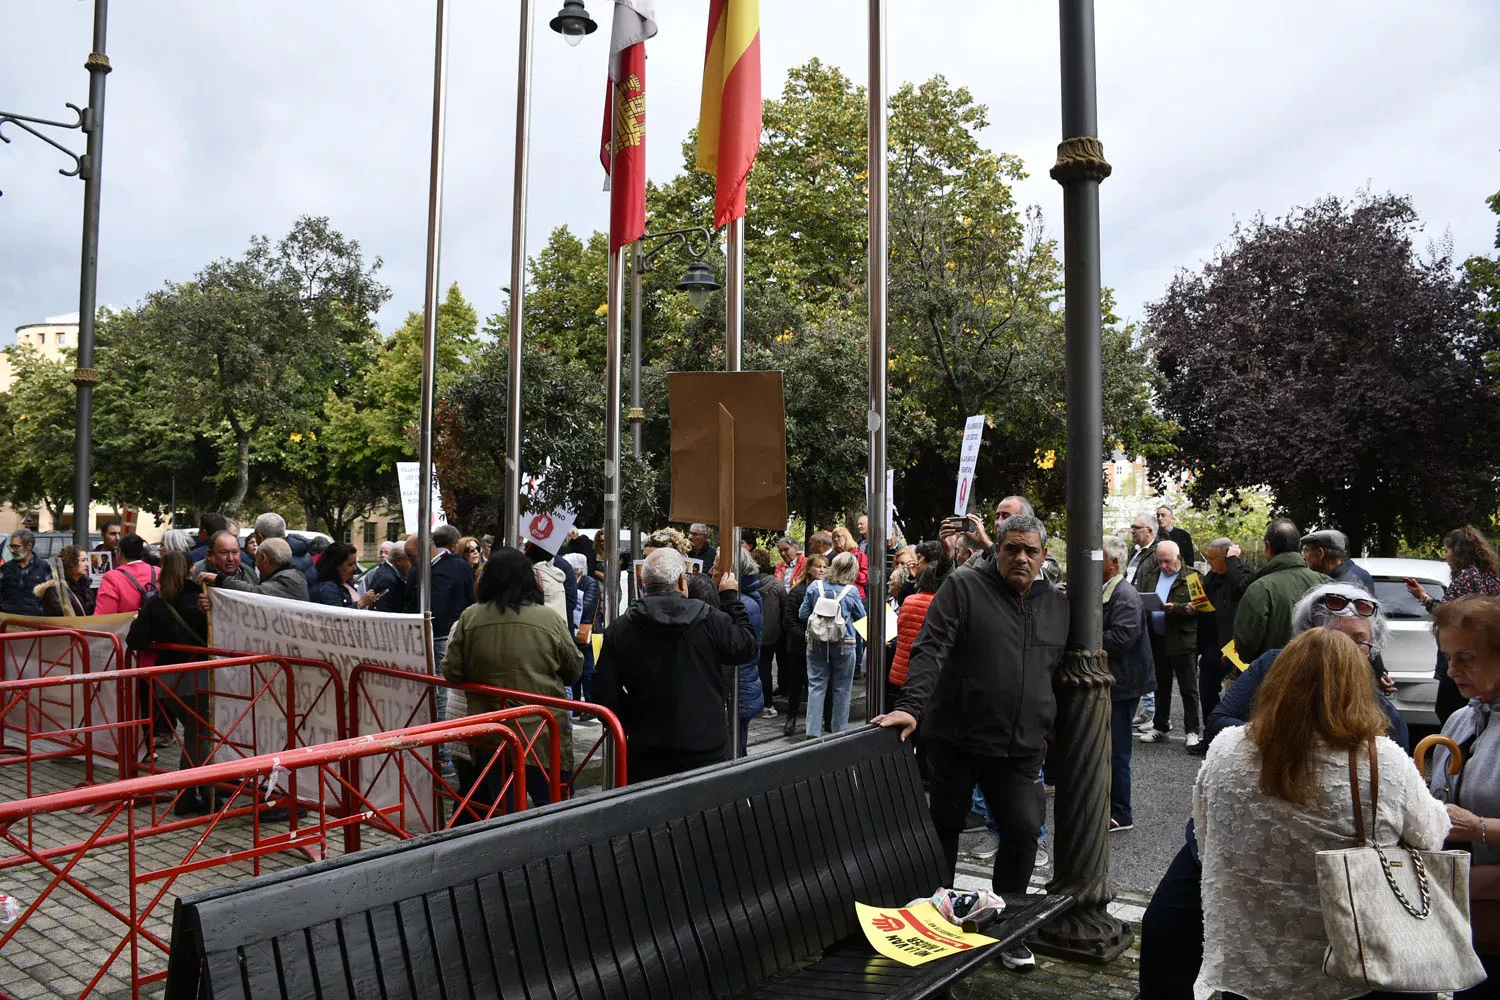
[448,880,500,999]
[647,822,712,998]
[677,809,753,995]
[584,840,650,1000]
[473,872,530,998]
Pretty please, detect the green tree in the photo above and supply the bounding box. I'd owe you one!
[0,345,77,519]
[109,217,389,515]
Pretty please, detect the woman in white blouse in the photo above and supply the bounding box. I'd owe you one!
[1194,627,1450,1000]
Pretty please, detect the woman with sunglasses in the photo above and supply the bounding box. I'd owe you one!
[1141,582,1409,999]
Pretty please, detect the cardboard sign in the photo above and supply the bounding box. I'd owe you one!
[855,901,997,967]
[953,415,985,515]
[668,371,788,530]
[397,461,448,536]
[518,508,577,557]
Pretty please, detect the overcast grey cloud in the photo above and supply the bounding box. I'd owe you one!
[3,1,1496,345]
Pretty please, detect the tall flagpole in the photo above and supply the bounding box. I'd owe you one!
[603,105,625,627]
[865,0,889,721]
[416,0,450,619]
[504,0,535,549]
[725,215,744,756]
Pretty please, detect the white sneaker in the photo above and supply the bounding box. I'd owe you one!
[760,706,778,719]
[1035,845,1051,870]
[1000,942,1036,971]
[1184,732,1203,750]
[1137,728,1170,744]
[969,831,1000,860]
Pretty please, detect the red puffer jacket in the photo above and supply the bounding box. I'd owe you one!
[888,590,935,687]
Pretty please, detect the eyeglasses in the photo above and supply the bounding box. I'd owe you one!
[1319,594,1378,617]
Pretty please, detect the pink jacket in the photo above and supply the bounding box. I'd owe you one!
[95,561,158,615]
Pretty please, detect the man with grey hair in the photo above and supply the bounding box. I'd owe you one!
[1300,528,1374,592]
[876,512,1068,971]
[1194,537,1251,738]
[1102,533,1153,830]
[253,511,315,581]
[774,536,805,585]
[1,529,51,616]
[594,546,758,782]
[1136,539,1205,750]
[942,495,1034,571]
[687,523,717,571]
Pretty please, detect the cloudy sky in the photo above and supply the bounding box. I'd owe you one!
[3,1,1496,344]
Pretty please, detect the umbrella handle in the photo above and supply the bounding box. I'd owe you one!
[1413,734,1463,781]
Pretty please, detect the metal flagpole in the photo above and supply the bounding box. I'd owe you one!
[504,0,535,550]
[603,98,625,627]
[725,216,744,755]
[864,0,889,721]
[71,0,111,549]
[629,239,644,565]
[416,0,450,618]
[1035,0,1130,963]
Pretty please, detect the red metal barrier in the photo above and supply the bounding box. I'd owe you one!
[0,712,536,1000]
[0,625,127,787]
[347,661,627,841]
[0,654,347,858]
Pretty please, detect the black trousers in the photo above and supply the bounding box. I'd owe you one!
[1139,841,1202,999]
[1150,632,1201,734]
[1198,650,1226,722]
[924,739,1044,893]
[758,640,783,705]
[782,641,807,719]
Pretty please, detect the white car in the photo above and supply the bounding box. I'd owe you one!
[1353,557,1450,727]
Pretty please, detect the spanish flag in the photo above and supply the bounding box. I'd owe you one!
[600,1,657,251]
[696,0,761,228]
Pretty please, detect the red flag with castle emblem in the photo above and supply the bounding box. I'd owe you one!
[600,1,657,251]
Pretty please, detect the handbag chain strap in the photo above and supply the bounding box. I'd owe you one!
[1349,739,1432,919]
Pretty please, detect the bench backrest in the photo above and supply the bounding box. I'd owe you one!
[167,725,945,1000]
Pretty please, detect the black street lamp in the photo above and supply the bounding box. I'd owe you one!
[548,0,598,46]
[628,227,719,560]
[1,0,111,550]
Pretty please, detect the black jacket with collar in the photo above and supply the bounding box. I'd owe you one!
[406,552,476,638]
[896,557,1069,757]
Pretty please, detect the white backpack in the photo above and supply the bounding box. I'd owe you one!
[809,581,854,643]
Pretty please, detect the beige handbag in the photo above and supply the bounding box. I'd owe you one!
[1315,740,1486,992]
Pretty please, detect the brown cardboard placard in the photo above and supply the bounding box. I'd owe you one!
[668,371,788,530]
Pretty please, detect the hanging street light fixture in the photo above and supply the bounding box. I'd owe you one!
[674,257,721,313]
[548,0,598,46]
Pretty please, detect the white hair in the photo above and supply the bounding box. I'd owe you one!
[642,547,686,594]
[561,552,588,578]
[161,529,196,554]
[1292,582,1390,655]
[1102,535,1128,564]
[254,512,287,538]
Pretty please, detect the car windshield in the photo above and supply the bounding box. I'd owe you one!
[1371,578,1446,620]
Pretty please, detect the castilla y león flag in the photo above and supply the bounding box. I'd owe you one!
[696,0,760,228]
[600,0,657,251]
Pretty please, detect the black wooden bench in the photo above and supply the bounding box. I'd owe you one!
[165,726,1073,999]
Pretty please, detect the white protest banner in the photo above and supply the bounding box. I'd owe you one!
[397,461,448,536]
[953,414,986,515]
[1,613,133,765]
[208,588,434,822]
[518,508,578,557]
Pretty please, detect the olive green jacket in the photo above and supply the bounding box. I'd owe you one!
[441,600,583,770]
[1231,552,1328,663]
[1135,564,1203,657]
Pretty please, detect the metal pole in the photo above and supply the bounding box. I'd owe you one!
[416,0,450,616]
[503,0,534,551]
[603,250,625,624]
[1035,0,1130,963]
[864,0,888,721]
[71,0,110,549]
[629,239,644,562]
[725,216,744,754]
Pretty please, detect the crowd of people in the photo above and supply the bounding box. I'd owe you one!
[6,500,1500,994]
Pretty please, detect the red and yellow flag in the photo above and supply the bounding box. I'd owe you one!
[696,0,760,227]
[600,1,657,251]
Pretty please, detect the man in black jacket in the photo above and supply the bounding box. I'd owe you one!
[593,547,758,783]
[1194,537,1251,739]
[876,514,1068,969]
[1103,535,1153,831]
[1155,506,1194,567]
[403,525,475,660]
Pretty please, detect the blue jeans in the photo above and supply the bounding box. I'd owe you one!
[1111,697,1138,825]
[806,640,856,737]
[432,635,452,769]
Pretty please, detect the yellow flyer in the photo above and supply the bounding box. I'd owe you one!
[1221,639,1249,673]
[855,901,997,966]
[1185,573,1215,613]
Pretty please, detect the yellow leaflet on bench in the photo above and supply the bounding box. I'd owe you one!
[854,900,997,967]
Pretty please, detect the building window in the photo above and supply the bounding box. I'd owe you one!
[385,521,401,543]
[364,522,377,545]
[56,332,65,345]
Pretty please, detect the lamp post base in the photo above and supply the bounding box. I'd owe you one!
[1034,646,1133,964]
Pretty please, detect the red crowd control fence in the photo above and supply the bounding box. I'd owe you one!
[0,713,537,1000]
[346,661,626,849]
[0,624,126,785]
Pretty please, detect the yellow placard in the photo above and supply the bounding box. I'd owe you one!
[592,633,604,660]
[1185,573,1215,613]
[851,606,898,642]
[1221,639,1249,673]
[855,901,997,966]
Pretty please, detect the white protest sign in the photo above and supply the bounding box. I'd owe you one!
[0,612,133,765]
[397,461,447,536]
[209,588,435,823]
[518,508,578,557]
[953,414,986,515]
